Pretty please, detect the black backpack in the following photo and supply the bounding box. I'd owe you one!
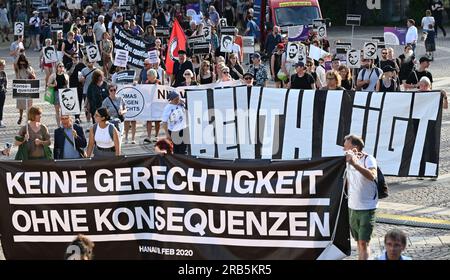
[364,156,389,199]
[375,167,389,199]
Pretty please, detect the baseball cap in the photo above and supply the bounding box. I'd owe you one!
[419,56,432,63]
[167,91,180,101]
[178,49,187,55]
[252,53,261,59]
[294,61,306,68]
[382,65,395,72]
[276,43,284,50]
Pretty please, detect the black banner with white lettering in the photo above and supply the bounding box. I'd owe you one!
[186,86,443,177]
[113,26,153,68]
[12,80,40,99]
[0,155,349,260]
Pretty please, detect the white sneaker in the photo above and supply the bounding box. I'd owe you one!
[0,122,5,128]
[151,136,158,142]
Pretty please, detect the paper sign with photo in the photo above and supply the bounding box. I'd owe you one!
[14,22,25,36]
[286,42,299,62]
[43,46,58,64]
[220,35,234,53]
[363,42,378,59]
[85,44,101,62]
[346,49,361,68]
[59,88,80,115]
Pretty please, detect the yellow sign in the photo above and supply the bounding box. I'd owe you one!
[279,1,313,7]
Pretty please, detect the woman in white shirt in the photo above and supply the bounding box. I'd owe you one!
[86,107,121,158]
[421,10,435,35]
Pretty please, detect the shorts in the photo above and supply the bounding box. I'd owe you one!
[349,208,376,242]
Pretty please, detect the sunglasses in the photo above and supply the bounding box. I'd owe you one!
[222,71,229,74]
[306,64,313,67]
[109,88,117,92]
[382,52,387,55]
[58,65,64,68]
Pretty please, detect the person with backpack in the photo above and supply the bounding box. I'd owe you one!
[86,108,121,159]
[356,58,383,92]
[343,134,379,260]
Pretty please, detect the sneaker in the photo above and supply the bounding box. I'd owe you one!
[143,137,151,143]
[17,117,22,125]
[5,37,9,42]
[131,140,136,144]
[0,122,5,128]
[124,139,129,144]
[151,136,158,142]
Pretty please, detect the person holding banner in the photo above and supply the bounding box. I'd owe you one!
[86,107,121,159]
[161,91,187,155]
[344,134,378,260]
[15,106,52,160]
[54,115,87,159]
[14,54,35,125]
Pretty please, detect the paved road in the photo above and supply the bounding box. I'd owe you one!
[1,26,449,260]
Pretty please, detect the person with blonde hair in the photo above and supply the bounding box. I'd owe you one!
[320,70,344,90]
[198,60,215,84]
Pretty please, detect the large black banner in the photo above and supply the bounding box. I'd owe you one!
[0,155,349,260]
[186,86,443,177]
[113,26,154,68]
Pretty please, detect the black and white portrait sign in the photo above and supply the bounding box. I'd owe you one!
[86,44,101,62]
[363,42,378,59]
[219,18,227,27]
[43,46,58,64]
[14,22,24,36]
[59,88,80,115]
[346,49,361,68]
[220,35,234,53]
[313,20,327,39]
[287,42,299,63]
[114,49,129,68]
[203,25,211,40]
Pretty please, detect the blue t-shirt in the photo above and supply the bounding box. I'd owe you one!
[63,128,81,159]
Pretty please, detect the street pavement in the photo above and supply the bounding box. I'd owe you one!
[0,26,449,260]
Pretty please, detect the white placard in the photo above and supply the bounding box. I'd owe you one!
[85,44,101,62]
[59,88,80,115]
[346,49,361,68]
[14,22,25,36]
[148,50,159,64]
[242,36,255,53]
[220,35,234,53]
[43,46,58,64]
[308,45,330,61]
[363,42,378,59]
[114,49,129,67]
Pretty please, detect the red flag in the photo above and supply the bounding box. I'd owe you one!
[165,20,187,75]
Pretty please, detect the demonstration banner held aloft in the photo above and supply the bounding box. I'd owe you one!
[0,155,350,260]
[186,86,443,177]
[114,26,154,68]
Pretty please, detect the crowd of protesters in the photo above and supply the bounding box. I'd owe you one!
[0,0,447,163]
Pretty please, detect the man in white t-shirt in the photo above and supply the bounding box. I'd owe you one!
[344,134,378,260]
[405,19,418,53]
[161,91,187,154]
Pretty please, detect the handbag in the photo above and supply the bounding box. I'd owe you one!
[44,86,55,105]
[108,96,125,122]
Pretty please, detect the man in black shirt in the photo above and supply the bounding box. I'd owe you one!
[405,56,433,90]
[69,55,87,124]
[171,50,195,87]
[289,62,316,90]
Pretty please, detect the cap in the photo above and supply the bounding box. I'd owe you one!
[178,49,187,55]
[382,65,395,72]
[276,43,284,49]
[167,91,180,101]
[33,10,39,14]
[243,72,254,78]
[252,53,261,59]
[419,56,432,63]
[294,61,306,68]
